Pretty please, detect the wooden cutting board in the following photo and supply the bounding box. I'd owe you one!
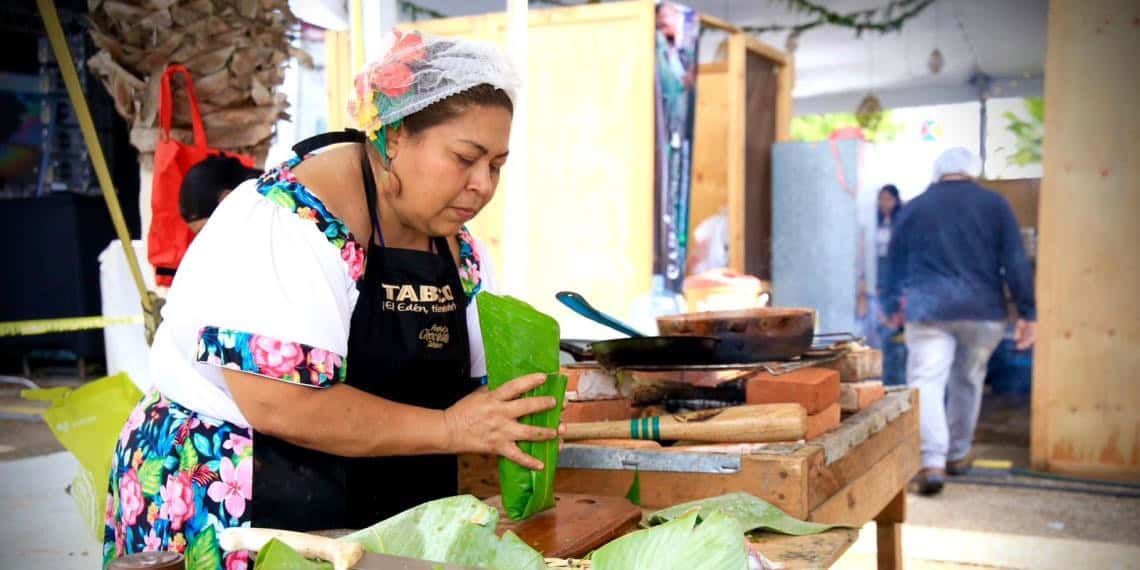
[483,493,642,559]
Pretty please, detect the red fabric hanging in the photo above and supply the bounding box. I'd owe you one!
[149,64,255,286]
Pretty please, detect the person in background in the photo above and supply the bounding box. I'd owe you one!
[874,184,907,387]
[179,154,263,234]
[881,147,1036,496]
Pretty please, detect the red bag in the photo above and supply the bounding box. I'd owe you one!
[149,64,255,286]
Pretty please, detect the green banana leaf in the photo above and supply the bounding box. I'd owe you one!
[647,492,843,536]
[339,494,546,570]
[477,292,567,521]
[625,469,641,506]
[253,538,332,570]
[590,510,749,570]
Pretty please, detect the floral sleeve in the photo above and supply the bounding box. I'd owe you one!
[457,226,484,297]
[196,326,346,389]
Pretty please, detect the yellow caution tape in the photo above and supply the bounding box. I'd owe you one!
[0,315,144,338]
[972,459,1014,470]
[0,405,47,417]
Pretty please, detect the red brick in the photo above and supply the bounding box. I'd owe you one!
[561,365,588,392]
[838,381,886,413]
[561,365,620,400]
[562,399,635,423]
[745,367,840,414]
[805,402,841,440]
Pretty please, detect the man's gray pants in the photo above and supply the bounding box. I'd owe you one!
[905,320,1006,469]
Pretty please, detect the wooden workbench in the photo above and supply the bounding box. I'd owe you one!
[460,387,920,569]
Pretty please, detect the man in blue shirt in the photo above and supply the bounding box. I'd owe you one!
[881,147,1036,495]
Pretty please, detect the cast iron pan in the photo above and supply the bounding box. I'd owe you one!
[656,307,817,363]
[556,291,720,368]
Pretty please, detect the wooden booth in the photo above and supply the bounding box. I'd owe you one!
[393,1,658,324]
[690,15,794,281]
[329,1,792,322]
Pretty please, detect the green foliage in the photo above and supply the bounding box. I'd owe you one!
[625,470,641,506]
[1003,96,1044,167]
[791,111,904,143]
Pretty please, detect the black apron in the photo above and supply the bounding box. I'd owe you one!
[251,130,477,530]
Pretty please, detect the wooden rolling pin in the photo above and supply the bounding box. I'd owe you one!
[563,404,806,443]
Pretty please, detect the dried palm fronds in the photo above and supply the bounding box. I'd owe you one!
[86,0,306,166]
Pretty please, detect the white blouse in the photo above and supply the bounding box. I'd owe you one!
[148,159,496,428]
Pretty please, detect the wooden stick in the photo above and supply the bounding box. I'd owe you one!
[564,404,806,443]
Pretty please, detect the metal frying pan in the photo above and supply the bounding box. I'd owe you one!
[556,291,720,368]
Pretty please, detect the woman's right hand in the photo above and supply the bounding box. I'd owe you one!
[443,373,558,470]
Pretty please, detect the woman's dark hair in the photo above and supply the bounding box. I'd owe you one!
[878,184,902,225]
[401,83,513,136]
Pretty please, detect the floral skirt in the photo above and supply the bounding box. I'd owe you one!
[104,391,254,570]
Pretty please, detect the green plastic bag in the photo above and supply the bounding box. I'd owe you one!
[477,292,567,521]
[22,372,143,539]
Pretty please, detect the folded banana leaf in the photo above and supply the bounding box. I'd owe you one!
[254,538,332,570]
[477,292,567,521]
[340,494,546,570]
[590,510,749,570]
[647,492,843,536]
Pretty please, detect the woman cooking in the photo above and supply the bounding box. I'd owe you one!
[104,31,561,567]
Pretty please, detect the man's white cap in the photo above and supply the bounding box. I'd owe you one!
[932,147,982,180]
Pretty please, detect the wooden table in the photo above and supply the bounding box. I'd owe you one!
[460,387,920,569]
[752,528,861,568]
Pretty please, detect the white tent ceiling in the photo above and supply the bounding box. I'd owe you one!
[365,0,1048,115]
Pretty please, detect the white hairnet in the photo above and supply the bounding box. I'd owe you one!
[347,30,520,135]
[932,147,982,180]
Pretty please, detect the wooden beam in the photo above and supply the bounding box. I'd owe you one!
[1032,0,1140,477]
[698,13,740,34]
[808,433,920,526]
[726,32,747,275]
[324,30,352,131]
[742,35,789,67]
[553,447,816,515]
[875,489,906,570]
[807,390,919,510]
[775,56,795,142]
[689,66,730,245]
[465,448,817,516]
[698,61,729,75]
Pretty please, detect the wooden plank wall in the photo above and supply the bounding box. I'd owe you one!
[689,63,730,243]
[981,178,1041,229]
[742,47,778,279]
[689,29,790,280]
[1032,0,1140,480]
[402,2,656,322]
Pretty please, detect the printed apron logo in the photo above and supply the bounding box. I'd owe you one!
[380,283,458,315]
[418,324,451,349]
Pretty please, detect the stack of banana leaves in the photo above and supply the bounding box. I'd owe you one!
[251,492,844,569]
